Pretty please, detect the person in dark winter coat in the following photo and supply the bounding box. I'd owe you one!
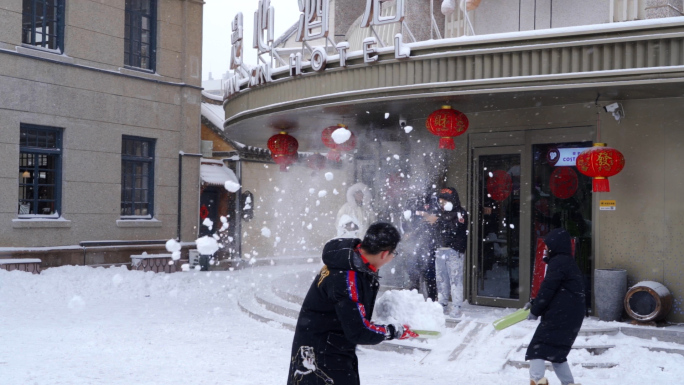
[525,228,585,385]
[287,222,418,385]
[432,187,468,316]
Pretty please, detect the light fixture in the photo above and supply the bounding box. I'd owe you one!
[21,170,30,178]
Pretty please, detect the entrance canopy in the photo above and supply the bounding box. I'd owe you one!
[200,160,239,187]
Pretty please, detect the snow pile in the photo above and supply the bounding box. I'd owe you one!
[373,289,445,331]
[331,126,351,144]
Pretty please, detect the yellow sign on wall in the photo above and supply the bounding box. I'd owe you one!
[600,200,616,211]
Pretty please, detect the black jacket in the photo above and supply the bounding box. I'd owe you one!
[287,238,390,385]
[436,207,468,252]
[525,228,585,363]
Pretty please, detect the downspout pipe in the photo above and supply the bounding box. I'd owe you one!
[178,152,203,241]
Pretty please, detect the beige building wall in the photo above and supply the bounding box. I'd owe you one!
[0,1,203,260]
[239,161,353,260]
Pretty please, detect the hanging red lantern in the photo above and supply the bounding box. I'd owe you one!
[306,153,327,171]
[321,124,355,161]
[549,167,578,199]
[576,143,625,192]
[486,170,512,201]
[267,131,299,171]
[199,205,209,220]
[425,105,469,150]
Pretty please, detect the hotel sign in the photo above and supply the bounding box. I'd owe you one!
[225,0,412,98]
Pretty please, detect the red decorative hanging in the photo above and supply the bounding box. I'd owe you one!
[486,170,512,201]
[267,131,299,171]
[576,143,625,192]
[306,153,327,171]
[549,167,578,199]
[321,124,355,161]
[199,205,209,220]
[425,105,469,150]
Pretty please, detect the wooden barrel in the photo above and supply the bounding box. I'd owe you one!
[623,281,673,322]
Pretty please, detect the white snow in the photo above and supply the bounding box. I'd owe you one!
[403,210,412,220]
[224,179,241,192]
[443,201,454,211]
[164,239,182,261]
[318,190,327,198]
[195,235,219,255]
[202,217,213,230]
[1,265,683,384]
[325,172,334,181]
[331,126,352,144]
[261,227,272,238]
[374,289,445,332]
[403,125,413,133]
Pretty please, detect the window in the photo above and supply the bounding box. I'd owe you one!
[22,0,65,51]
[18,125,63,217]
[124,0,157,71]
[121,136,155,217]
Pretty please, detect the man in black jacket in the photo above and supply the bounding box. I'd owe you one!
[421,187,468,316]
[287,222,418,385]
[525,228,584,385]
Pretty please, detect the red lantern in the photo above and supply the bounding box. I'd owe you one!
[549,167,578,199]
[199,205,209,220]
[486,170,512,201]
[267,131,299,171]
[306,153,327,171]
[321,124,355,161]
[425,105,469,150]
[576,143,625,192]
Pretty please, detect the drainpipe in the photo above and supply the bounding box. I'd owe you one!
[178,152,203,241]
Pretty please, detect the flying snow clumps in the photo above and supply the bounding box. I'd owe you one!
[318,190,327,198]
[325,172,334,181]
[165,239,182,260]
[202,218,213,230]
[224,180,241,193]
[195,235,219,255]
[219,216,229,232]
[261,227,271,238]
[443,201,454,212]
[309,188,316,194]
[373,289,445,331]
[403,210,412,220]
[404,125,413,133]
[331,126,351,144]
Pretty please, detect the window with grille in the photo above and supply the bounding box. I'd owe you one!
[18,125,63,217]
[124,0,157,71]
[22,0,65,51]
[121,136,155,217]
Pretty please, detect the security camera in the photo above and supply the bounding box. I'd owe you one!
[399,117,407,127]
[604,102,620,113]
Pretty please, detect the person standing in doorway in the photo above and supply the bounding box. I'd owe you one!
[287,222,418,385]
[335,183,376,239]
[430,187,468,316]
[525,227,585,385]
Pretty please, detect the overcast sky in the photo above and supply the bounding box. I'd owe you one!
[202,0,302,81]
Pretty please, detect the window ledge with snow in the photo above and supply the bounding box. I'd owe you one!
[16,45,72,63]
[116,218,163,228]
[12,217,72,228]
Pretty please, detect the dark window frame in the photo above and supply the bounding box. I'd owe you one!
[21,0,66,52]
[124,0,157,72]
[121,135,156,218]
[18,124,63,217]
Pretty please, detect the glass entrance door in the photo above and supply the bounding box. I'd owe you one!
[472,146,528,307]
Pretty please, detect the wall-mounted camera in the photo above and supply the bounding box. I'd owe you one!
[603,102,625,122]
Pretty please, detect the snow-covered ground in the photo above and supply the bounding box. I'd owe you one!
[1,264,683,384]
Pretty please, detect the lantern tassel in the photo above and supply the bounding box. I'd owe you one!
[593,177,610,192]
[326,149,341,162]
[439,137,455,150]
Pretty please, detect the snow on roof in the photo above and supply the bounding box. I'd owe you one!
[201,103,225,131]
[202,90,223,102]
[199,162,239,186]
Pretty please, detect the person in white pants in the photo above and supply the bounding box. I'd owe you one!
[422,187,468,317]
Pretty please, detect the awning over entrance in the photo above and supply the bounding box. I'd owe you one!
[200,160,238,186]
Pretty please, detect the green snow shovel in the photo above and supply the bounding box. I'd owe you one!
[412,329,442,339]
[492,308,530,331]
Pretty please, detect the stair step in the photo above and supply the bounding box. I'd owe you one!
[506,360,618,369]
[254,291,301,320]
[647,346,684,357]
[237,290,297,331]
[519,344,615,355]
[578,327,619,336]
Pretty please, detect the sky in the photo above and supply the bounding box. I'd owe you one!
[202,0,302,81]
